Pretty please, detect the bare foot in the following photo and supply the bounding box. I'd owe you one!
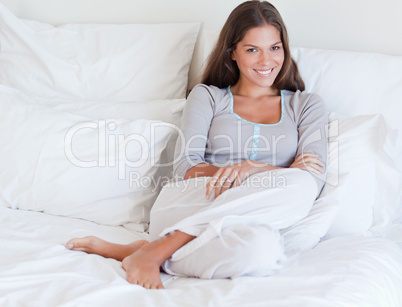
[121,231,196,289]
[65,236,148,261]
[122,245,164,289]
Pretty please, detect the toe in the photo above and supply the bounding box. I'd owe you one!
[156,283,164,289]
[126,273,137,284]
[65,239,77,249]
[65,236,94,251]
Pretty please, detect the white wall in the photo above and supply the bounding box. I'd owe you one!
[0,0,401,56]
[270,0,402,56]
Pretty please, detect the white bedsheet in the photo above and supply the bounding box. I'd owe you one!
[1,206,402,307]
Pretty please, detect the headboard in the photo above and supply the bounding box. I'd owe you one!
[1,0,401,88]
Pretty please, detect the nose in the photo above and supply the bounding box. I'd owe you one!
[259,51,272,66]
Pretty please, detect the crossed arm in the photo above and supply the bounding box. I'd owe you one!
[184,152,324,200]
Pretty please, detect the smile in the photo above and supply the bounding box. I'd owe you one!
[255,68,273,76]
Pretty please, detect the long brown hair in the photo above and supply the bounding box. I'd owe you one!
[201,0,304,92]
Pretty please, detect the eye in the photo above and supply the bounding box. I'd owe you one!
[271,46,280,51]
[246,48,258,53]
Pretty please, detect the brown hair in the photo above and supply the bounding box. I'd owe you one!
[201,0,304,92]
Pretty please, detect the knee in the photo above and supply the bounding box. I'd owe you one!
[218,224,285,278]
[162,224,286,280]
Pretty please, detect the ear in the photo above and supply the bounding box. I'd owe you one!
[231,50,236,61]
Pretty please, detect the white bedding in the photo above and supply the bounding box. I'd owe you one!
[0,84,401,306]
[1,206,401,306]
[150,169,319,279]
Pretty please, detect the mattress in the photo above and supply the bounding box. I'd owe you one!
[1,206,401,307]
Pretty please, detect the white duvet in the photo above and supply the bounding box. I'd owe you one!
[1,206,402,307]
[150,169,318,279]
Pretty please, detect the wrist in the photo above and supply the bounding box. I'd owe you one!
[184,163,219,180]
[262,163,281,172]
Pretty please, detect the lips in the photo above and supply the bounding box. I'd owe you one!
[255,68,274,75]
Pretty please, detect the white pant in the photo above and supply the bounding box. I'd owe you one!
[149,168,318,279]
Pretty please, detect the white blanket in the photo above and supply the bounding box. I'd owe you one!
[1,206,402,306]
[150,169,318,279]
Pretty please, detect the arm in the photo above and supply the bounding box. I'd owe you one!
[204,153,325,200]
[184,163,220,180]
[173,85,216,179]
[204,160,282,199]
[292,92,328,192]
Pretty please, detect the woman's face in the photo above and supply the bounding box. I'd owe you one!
[232,24,284,92]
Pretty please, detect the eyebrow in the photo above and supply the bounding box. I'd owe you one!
[243,41,283,48]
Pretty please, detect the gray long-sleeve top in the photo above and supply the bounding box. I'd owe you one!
[173,84,328,193]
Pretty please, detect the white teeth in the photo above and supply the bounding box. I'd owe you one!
[256,68,273,75]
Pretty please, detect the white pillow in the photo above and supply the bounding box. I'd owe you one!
[0,86,178,227]
[0,4,200,102]
[325,112,399,237]
[291,47,402,131]
[53,98,186,127]
[281,112,399,253]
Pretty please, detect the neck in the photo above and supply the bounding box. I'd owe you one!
[230,80,279,98]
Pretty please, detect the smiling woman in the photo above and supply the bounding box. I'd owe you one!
[0,0,401,303]
[67,0,328,290]
[229,25,284,125]
[231,25,284,96]
[201,1,304,92]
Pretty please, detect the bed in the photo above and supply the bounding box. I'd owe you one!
[0,0,402,306]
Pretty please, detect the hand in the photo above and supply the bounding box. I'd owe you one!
[290,153,325,175]
[205,160,274,200]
